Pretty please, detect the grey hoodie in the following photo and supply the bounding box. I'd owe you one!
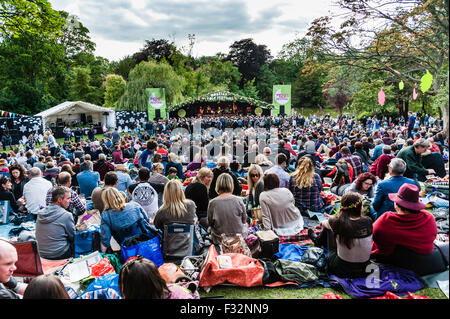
[36,204,75,259]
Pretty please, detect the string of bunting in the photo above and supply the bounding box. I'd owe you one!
[0,110,28,119]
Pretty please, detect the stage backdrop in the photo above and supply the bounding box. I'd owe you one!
[115,111,148,133]
[146,88,167,120]
[0,116,44,145]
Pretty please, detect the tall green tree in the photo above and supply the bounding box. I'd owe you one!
[103,74,126,108]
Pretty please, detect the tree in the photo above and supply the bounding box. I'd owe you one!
[68,66,96,102]
[225,38,272,88]
[117,60,185,111]
[103,74,126,108]
[292,59,327,110]
[133,39,177,64]
[57,11,95,58]
[111,55,136,81]
[306,0,449,136]
[202,57,242,92]
[0,0,64,39]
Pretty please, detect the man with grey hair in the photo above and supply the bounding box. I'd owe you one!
[396,138,435,181]
[0,240,28,299]
[36,186,75,260]
[371,158,420,219]
[22,167,53,218]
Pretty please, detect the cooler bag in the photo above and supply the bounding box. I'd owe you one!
[256,230,279,259]
[74,225,101,257]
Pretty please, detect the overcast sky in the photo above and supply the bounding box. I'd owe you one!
[49,0,342,62]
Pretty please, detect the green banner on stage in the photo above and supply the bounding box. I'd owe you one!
[146,88,167,120]
[272,84,291,116]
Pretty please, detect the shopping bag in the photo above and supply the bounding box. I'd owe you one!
[74,225,101,257]
[120,233,164,267]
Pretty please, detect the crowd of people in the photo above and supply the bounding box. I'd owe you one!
[0,111,448,299]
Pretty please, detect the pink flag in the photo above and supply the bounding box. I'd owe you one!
[413,88,418,100]
[378,88,385,106]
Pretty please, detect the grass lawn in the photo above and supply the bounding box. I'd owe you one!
[199,286,447,299]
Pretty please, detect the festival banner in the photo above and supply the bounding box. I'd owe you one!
[272,85,291,116]
[146,88,167,120]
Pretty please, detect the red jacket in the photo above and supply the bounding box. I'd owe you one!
[369,154,394,179]
[371,210,437,257]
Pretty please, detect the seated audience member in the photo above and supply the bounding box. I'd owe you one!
[8,164,29,201]
[114,164,133,192]
[100,187,152,252]
[91,171,121,213]
[344,172,377,200]
[371,158,420,219]
[94,153,115,181]
[209,156,242,199]
[246,164,264,210]
[254,154,273,173]
[23,167,53,218]
[23,274,70,299]
[0,176,24,214]
[259,173,303,236]
[264,153,291,189]
[421,149,447,178]
[60,164,78,187]
[165,153,185,181]
[149,163,169,185]
[166,167,180,180]
[371,183,438,275]
[45,172,86,218]
[369,145,394,180]
[36,187,75,260]
[308,192,373,278]
[207,173,247,245]
[353,142,370,166]
[118,257,197,299]
[340,146,364,177]
[76,160,100,199]
[184,167,213,225]
[128,167,159,220]
[0,240,28,299]
[396,138,435,181]
[289,156,324,212]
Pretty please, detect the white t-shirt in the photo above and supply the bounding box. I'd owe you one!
[23,177,53,215]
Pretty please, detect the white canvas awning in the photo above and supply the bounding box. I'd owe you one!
[36,101,116,128]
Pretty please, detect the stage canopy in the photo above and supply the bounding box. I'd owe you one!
[36,101,116,128]
[168,91,273,117]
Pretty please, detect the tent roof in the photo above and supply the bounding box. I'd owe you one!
[168,91,273,112]
[36,101,114,118]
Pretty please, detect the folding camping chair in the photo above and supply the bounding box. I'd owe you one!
[162,223,195,264]
[10,240,44,278]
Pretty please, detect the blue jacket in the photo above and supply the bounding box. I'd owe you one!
[76,170,100,198]
[371,176,419,219]
[371,144,384,161]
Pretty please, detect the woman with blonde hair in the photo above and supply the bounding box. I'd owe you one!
[185,167,213,226]
[154,179,197,231]
[207,173,247,245]
[289,156,324,212]
[246,164,264,210]
[100,187,152,253]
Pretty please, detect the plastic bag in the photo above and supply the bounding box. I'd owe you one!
[322,292,344,299]
[89,257,116,278]
[159,263,189,283]
[121,233,164,267]
[76,209,102,231]
[371,291,430,299]
[220,233,252,257]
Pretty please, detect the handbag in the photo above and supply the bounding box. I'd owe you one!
[120,233,164,267]
[219,233,252,257]
[76,209,102,231]
[74,225,101,257]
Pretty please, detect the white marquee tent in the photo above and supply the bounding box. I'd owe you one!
[36,101,116,129]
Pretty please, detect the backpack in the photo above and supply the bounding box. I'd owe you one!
[333,162,351,186]
[131,183,159,220]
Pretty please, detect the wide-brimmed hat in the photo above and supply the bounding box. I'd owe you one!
[388,183,426,211]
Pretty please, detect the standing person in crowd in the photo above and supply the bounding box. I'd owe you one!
[139,140,157,170]
[36,186,75,260]
[264,153,291,189]
[0,240,28,299]
[184,167,213,227]
[259,173,304,236]
[22,167,53,218]
[76,160,100,199]
[111,127,120,145]
[246,164,264,211]
[46,130,59,157]
[207,173,247,245]
[289,156,324,212]
[308,192,373,278]
[396,138,435,181]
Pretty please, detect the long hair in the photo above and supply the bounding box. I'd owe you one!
[23,274,70,299]
[247,164,264,191]
[333,192,364,250]
[293,156,315,189]
[102,187,126,211]
[119,257,169,299]
[160,179,188,218]
[8,163,27,181]
[193,167,213,189]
